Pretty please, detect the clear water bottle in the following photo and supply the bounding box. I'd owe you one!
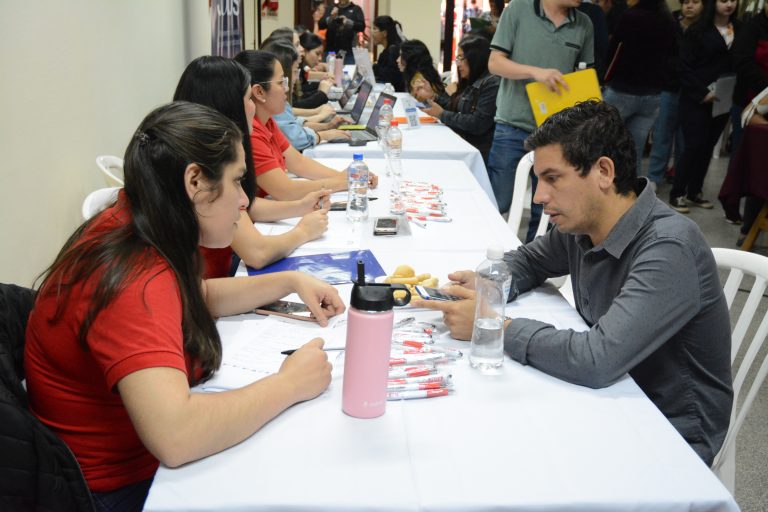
[382,82,395,96]
[326,51,336,77]
[386,120,402,178]
[342,70,351,90]
[470,246,513,373]
[377,99,394,144]
[346,153,369,222]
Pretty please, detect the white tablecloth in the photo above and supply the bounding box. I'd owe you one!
[306,93,497,209]
[144,159,738,512]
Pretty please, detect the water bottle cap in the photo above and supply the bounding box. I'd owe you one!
[390,120,399,126]
[328,51,336,55]
[383,99,392,105]
[350,261,411,311]
[352,153,364,161]
[486,245,505,260]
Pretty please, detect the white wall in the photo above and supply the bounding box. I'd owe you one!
[383,0,442,67]
[0,1,210,286]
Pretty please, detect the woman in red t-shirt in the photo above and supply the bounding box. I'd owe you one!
[234,49,379,200]
[174,56,332,277]
[24,102,344,509]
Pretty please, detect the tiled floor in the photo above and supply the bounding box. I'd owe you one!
[516,154,767,510]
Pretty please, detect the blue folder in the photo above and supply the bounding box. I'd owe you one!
[246,250,387,285]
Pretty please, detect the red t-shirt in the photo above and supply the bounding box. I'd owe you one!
[24,195,189,492]
[199,246,233,279]
[251,116,290,198]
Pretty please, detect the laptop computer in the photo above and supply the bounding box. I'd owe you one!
[333,91,397,143]
[337,81,372,124]
[337,69,365,111]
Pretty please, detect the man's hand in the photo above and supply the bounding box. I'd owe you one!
[531,67,569,94]
[447,270,476,290]
[411,285,477,341]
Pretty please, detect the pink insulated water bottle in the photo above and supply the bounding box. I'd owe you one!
[342,261,411,418]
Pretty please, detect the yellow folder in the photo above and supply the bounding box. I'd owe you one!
[525,68,602,126]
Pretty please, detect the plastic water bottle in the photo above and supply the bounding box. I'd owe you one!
[469,246,513,373]
[342,260,411,419]
[382,82,395,96]
[377,99,394,144]
[342,70,351,90]
[386,120,402,178]
[326,51,336,78]
[346,153,369,222]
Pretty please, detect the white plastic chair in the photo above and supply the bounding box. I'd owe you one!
[711,247,768,494]
[95,155,124,187]
[506,151,550,239]
[82,187,121,220]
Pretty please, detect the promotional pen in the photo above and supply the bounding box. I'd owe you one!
[387,381,447,392]
[392,343,463,358]
[407,215,427,228]
[281,347,345,356]
[386,388,450,401]
[412,215,453,223]
[388,373,451,385]
[390,353,447,366]
[388,365,435,378]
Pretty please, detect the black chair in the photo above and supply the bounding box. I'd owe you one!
[0,283,94,511]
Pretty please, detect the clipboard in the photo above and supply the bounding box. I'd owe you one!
[525,68,603,126]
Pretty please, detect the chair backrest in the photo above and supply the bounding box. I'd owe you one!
[506,151,550,239]
[82,187,120,221]
[95,155,124,187]
[710,247,768,492]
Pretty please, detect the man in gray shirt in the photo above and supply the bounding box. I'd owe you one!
[414,101,732,465]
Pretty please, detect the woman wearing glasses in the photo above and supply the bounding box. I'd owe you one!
[412,36,500,164]
[235,49,378,200]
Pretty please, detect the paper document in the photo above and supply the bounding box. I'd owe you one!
[197,317,347,392]
[712,75,736,118]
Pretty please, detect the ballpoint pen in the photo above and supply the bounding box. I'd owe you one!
[281,347,345,355]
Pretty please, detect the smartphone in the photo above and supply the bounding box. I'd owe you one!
[330,201,347,211]
[254,300,316,322]
[415,286,462,301]
[373,216,398,236]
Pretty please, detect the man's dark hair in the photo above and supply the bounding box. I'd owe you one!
[525,100,637,195]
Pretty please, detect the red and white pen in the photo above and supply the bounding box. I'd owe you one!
[407,215,427,228]
[387,388,450,400]
[406,208,445,217]
[410,214,453,223]
[388,365,435,378]
[388,373,451,385]
[393,343,463,359]
[390,353,448,366]
[387,381,447,391]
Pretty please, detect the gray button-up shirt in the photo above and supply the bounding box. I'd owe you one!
[503,179,732,465]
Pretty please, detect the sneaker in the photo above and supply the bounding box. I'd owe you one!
[724,216,742,225]
[670,196,690,213]
[686,194,714,209]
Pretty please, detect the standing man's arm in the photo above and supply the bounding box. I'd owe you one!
[350,5,366,33]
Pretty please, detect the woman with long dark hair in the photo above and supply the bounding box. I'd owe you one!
[412,35,500,163]
[398,39,446,97]
[24,102,343,510]
[173,56,331,277]
[372,15,405,91]
[235,49,377,200]
[669,0,739,212]
[298,31,334,107]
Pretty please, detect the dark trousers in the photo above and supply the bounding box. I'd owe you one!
[670,95,729,200]
[91,477,153,512]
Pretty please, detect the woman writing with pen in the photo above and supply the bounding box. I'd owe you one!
[24,102,344,510]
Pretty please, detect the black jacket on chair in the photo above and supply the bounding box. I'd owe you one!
[0,283,94,512]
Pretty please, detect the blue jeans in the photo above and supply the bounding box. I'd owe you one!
[647,91,684,184]
[603,87,661,177]
[487,123,541,242]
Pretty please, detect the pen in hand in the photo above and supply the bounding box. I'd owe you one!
[281,347,345,356]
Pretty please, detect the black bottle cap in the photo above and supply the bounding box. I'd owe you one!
[350,260,411,311]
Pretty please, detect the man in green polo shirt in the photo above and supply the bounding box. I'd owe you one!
[488,0,593,241]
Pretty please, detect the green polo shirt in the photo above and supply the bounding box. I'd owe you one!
[491,0,594,133]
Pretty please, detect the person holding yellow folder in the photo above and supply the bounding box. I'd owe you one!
[487,0,593,242]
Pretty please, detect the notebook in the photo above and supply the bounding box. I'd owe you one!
[525,68,602,126]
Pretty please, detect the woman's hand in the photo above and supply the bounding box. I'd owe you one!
[412,79,434,102]
[318,129,351,142]
[295,208,329,242]
[289,273,346,326]
[318,78,334,94]
[317,104,335,119]
[702,91,716,104]
[277,338,332,402]
[298,188,332,213]
[420,100,443,118]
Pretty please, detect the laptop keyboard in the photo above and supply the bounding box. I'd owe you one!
[348,130,377,142]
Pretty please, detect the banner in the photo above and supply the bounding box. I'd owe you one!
[211,0,243,58]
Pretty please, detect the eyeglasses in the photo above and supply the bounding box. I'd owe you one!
[259,76,289,91]
[455,55,466,62]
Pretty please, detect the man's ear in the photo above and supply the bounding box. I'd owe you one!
[183,163,205,201]
[594,156,616,193]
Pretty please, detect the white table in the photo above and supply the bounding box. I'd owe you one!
[144,160,738,512]
[306,93,497,209]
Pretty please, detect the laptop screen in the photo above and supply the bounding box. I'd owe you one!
[339,70,364,109]
[365,92,398,133]
[346,81,372,123]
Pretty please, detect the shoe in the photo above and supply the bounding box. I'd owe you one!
[724,216,742,225]
[737,234,746,247]
[686,194,714,209]
[670,196,690,213]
